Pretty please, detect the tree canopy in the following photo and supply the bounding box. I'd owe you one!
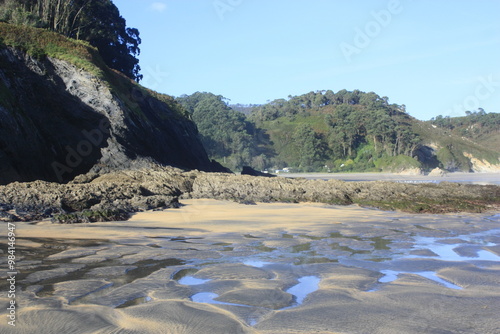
[174,90,443,173]
[176,92,273,171]
[0,0,142,81]
[247,90,420,171]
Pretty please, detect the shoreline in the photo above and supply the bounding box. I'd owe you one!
[276,171,500,184]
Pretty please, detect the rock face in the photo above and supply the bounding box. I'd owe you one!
[463,152,500,173]
[240,166,276,177]
[0,47,224,185]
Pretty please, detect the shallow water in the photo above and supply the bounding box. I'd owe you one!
[376,270,462,290]
[191,292,250,307]
[186,273,321,310]
[178,276,210,285]
[286,276,320,305]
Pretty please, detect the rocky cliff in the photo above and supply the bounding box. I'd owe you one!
[0,44,224,185]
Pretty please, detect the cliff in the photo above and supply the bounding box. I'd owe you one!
[0,24,224,185]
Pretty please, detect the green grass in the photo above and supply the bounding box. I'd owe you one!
[373,154,422,172]
[0,22,105,78]
[413,120,499,168]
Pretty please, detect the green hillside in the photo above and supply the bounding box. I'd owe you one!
[180,90,500,173]
[427,111,500,155]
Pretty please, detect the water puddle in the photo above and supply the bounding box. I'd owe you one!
[411,235,500,262]
[190,275,321,310]
[286,276,320,305]
[375,269,462,290]
[243,260,272,268]
[416,272,462,290]
[368,229,500,291]
[178,276,210,285]
[191,292,250,307]
[188,260,320,312]
[36,258,184,303]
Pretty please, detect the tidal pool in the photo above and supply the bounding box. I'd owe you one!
[366,228,500,291]
[286,276,321,305]
[411,236,500,262]
[191,292,250,307]
[178,276,211,285]
[376,270,462,290]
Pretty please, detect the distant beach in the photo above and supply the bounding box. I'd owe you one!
[278,172,500,185]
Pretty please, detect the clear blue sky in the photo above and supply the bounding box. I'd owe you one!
[113,0,500,120]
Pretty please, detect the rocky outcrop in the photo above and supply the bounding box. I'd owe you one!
[0,166,188,222]
[428,168,447,177]
[187,171,499,206]
[1,167,499,222]
[463,153,500,173]
[0,47,225,185]
[240,166,275,177]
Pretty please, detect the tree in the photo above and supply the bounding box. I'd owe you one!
[76,0,142,81]
[293,124,326,169]
[0,0,142,81]
[177,92,274,170]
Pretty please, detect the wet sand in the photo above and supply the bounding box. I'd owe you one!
[1,200,499,333]
[278,172,500,185]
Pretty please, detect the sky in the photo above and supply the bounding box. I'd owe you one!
[113,0,500,121]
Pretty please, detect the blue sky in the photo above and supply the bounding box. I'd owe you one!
[113,0,500,120]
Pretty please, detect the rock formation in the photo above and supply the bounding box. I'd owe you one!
[1,166,499,222]
[0,46,225,185]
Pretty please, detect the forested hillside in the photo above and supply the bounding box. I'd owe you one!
[181,90,500,173]
[176,92,272,171]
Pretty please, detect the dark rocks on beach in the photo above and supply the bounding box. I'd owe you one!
[0,166,499,222]
[241,166,276,178]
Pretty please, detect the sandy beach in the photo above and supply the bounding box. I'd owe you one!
[1,199,499,333]
[278,172,500,185]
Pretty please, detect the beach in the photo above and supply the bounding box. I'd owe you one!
[278,172,500,185]
[1,199,499,333]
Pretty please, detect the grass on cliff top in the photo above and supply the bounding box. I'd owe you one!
[0,23,189,119]
[0,22,105,78]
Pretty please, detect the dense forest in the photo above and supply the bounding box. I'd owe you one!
[179,90,500,173]
[0,0,142,81]
[249,90,420,172]
[176,92,272,171]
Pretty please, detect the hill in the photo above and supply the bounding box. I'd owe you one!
[180,90,500,173]
[428,111,500,154]
[0,23,224,184]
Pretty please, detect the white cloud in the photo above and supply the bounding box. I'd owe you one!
[150,2,167,13]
